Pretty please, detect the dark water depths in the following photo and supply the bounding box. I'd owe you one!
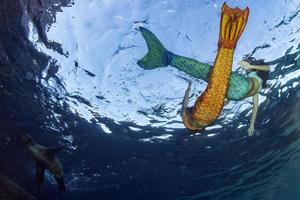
[0,0,300,200]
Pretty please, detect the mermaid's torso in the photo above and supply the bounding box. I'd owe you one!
[227,72,252,100]
[243,72,263,97]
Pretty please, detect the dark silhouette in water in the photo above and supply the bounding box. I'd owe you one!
[22,134,66,193]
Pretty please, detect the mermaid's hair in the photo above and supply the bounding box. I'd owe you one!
[244,57,269,89]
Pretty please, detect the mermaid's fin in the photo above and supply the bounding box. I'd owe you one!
[137,27,172,69]
[218,3,249,49]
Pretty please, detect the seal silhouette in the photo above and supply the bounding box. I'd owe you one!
[22,134,66,193]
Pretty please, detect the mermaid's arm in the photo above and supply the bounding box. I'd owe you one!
[248,93,258,136]
[239,60,270,71]
[249,65,270,71]
[181,80,192,117]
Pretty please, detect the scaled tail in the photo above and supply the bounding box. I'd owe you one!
[183,3,249,130]
[137,27,172,69]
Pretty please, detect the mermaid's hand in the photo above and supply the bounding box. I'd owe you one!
[247,125,255,136]
[238,60,252,70]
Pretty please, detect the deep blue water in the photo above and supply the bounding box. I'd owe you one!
[0,0,300,200]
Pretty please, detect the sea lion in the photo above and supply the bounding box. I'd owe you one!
[22,134,66,193]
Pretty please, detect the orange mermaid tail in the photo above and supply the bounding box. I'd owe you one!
[182,2,249,130]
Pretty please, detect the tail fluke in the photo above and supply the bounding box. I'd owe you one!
[137,27,172,69]
[218,3,249,49]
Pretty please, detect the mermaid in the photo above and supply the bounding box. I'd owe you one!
[137,3,270,136]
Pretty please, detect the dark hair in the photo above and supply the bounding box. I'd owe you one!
[255,70,269,88]
[244,56,269,89]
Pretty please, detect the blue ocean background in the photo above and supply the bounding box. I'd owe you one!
[0,0,300,199]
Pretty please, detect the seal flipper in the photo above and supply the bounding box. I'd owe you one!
[36,162,45,189]
[55,176,66,193]
[137,27,173,69]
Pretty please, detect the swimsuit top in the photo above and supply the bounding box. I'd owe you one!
[248,71,263,92]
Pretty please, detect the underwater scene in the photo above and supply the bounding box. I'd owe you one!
[0,0,300,199]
